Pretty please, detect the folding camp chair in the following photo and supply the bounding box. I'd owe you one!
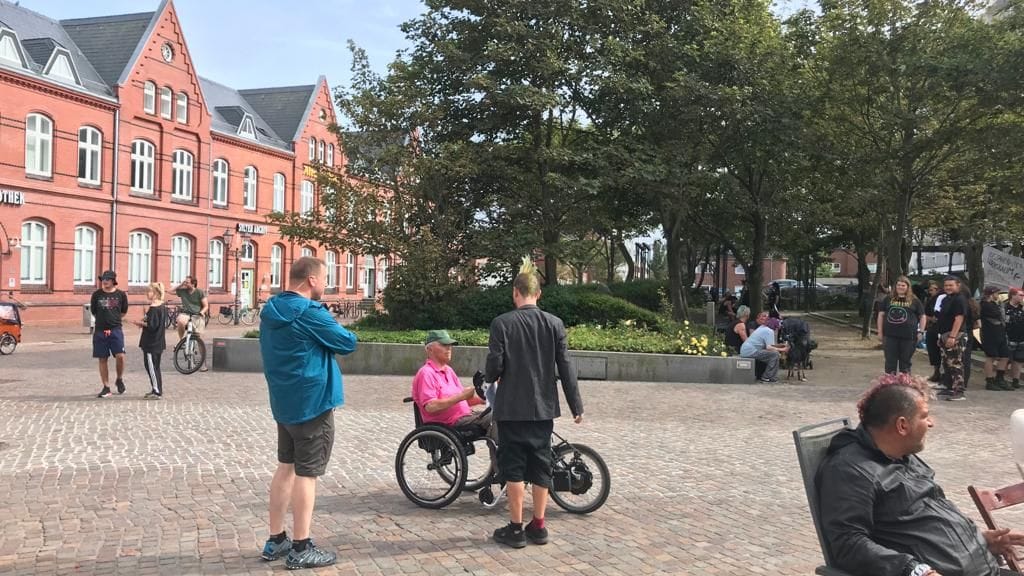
[793,418,856,576]
[1011,409,1024,480]
[968,482,1024,572]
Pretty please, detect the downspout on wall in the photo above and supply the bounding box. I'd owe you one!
[110,108,120,269]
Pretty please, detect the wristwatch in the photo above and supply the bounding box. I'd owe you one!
[909,563,933,576]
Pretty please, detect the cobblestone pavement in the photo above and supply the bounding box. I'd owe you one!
[1,320,1023,575]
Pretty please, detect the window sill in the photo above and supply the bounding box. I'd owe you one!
[25,173,53,182]
[325,288,338,295]
[78,180,103,189]
[127,286,149,295]
[130,190,157,199]
[170,197,197,207]
[20,285,51,294]
[213,202,229,210]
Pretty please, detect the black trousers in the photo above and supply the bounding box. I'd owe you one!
[143,351,163,395]
[926,329,941,367]
[883,337,916,374]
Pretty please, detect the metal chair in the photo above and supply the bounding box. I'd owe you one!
[792,418,856,576]
[968,481,1024,572]
[1011,409,1024,480]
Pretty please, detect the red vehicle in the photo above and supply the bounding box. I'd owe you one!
[0,300,22,355]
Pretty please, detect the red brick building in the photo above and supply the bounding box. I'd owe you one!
[0,0,385,325]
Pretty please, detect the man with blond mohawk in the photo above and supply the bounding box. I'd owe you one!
[486,256,584,548]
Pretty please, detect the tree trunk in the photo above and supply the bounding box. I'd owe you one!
[861,229,888,338]
[854,239,871,317]
[543,229,559,286]
[604,238,616,284]
[617,236,635,282]
[964,241,984,294]
[748,213,768,315]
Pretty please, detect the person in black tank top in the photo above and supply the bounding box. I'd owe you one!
[725,306,751,353]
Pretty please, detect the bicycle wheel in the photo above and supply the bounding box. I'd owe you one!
[0,333,16,355]
[395,426,466,509]
[549,443,610,514]
[173,336,206,374]
[240,307,258,326]
[216,307,233,325]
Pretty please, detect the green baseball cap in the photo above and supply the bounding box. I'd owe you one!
[425,329,458,346]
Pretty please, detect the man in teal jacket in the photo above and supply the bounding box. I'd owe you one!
[258,257,357,570]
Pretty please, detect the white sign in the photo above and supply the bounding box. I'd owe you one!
[982,246,1024,290]
[0,189,25,205]
[236,223,267,235]
[7,277,13,288]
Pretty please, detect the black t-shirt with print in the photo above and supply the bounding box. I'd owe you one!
[881,296,925,340]
[935,293,966,335]
[1006,302,1024,343]
[90,289,129,331]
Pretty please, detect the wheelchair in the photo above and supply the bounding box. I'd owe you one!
[394,378,611,514]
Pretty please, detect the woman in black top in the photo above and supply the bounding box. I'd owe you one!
[876,276,926,374]
[724,306,751,354]
[980,286,1010,390]
[133,282,167,399]
[923,281,942,381]
[1005,288,1024,389]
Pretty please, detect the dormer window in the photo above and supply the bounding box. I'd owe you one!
[237,114,257,140]
[43,48,80,85]
[0,29,26,68]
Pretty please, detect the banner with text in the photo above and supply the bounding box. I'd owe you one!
[982,246,1024,290]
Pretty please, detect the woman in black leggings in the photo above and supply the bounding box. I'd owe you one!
[133,282,167,399]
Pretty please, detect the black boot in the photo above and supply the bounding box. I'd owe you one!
[928,367,941,382]
[997,371,1012,390]
[986,377,999,391]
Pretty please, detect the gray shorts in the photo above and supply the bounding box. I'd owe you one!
[1010,341,1024,363]
[277,409,335,477]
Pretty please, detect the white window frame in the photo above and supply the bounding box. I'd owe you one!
[380,257,388,289]
[301,180,314,215]
[240,240,254,262]
[171,150,194,200]
[243,166,257,210]
[130,140,155,193]
[170,235,192,286]
[309,137,316,161]
[301,247,314,258]
[20,220,47,285]
[272,173,285,212]
[208,239,224,288]
[831,262,842,273]
[327,143,334,166]
[25,113,53,177]
[734,266,745,276]
[238,115,257,140]
[176,91,188,123]
[0,30,27,68]
[345,253,355,289]
[77,126,102,185]
[143,81,156,114]
[325,251,337,288]
[128,231,153,286]
[73,225,97,285]
[318,141,325,162]
[160,86,172,119]
[270,244,283,288]
[212,159,228,206]
[44,50,80,85]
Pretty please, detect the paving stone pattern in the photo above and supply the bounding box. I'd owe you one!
[0,322,1022,575]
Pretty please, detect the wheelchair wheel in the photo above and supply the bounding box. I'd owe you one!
[395,426,467,509]
[549,443,610,514]
[438,437,496,492]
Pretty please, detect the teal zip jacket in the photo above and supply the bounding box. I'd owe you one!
[259,292,358,425]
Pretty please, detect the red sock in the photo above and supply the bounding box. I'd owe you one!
[528,517,545,529]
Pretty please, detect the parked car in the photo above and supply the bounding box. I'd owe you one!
[766,279,831,297]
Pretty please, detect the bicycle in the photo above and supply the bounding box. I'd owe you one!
[172,314,206,374]
[215,300,262,325]
[164,304,180,330]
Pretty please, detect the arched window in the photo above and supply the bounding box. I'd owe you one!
[77,126,102,184]
[309,137,316,161]
[301,247,314,258]
[212,159,229,206]
[25,113,52,177]
[345,253,355,289]
[273,173,286,212]
[128,231,153,286]
[160,86,172,119]
[176,91,188,123]
[170,235,191,285]
[327,143,334,166]
[325,251,337,288]
[301,180,314,215]
[243,166,257,210]
[143,81,156,114]
[270,244,283,288]
[20,220,47,285]
[240,240,254,262]
[171,150,194,200]
[208,239,224,288]
[74,225,98,285]
[130,140,155,192]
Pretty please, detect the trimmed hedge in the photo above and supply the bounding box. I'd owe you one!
[608,280,666,312]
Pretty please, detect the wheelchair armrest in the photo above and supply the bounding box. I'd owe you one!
[403,397,413,403]
[816,566,854,576]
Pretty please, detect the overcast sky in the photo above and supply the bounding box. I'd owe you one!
[24,0,816,91]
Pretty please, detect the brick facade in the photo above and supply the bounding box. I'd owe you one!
[0,1,383,325]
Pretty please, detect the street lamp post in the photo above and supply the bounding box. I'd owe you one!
[222,228,251,326]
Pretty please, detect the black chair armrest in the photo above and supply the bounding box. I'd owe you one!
[816,566,855,576]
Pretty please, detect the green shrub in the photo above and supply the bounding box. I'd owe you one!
[608,280,667,312]
[242,330,260,339]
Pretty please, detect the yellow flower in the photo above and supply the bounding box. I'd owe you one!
[720,352,728,357]
[684,320,690,326]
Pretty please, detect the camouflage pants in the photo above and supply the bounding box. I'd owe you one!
[941,333,967,393]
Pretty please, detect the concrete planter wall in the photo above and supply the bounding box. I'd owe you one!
[213,338,756,384]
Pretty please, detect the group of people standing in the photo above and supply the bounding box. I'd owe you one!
[877,274,1024,401]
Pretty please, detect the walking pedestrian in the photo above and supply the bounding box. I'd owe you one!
[258,257,357,569]
[876,276,926,374]
[980,286,1011,391]
[91,270,129,398]
[1006,288,1024,389]
[935,276,968,401]
[487,257,583,549]
[132,282,167,399]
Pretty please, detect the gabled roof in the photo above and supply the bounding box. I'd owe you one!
[238,83,317,143]
[0,0,111,97]
[61,11,154,88]
[201,76,291,152]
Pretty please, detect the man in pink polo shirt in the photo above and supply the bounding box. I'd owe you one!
[411,330,495,440]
